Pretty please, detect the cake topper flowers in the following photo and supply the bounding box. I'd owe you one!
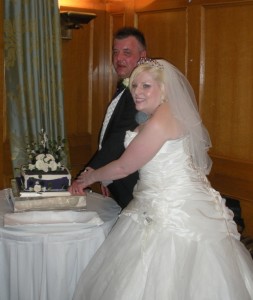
[23,129,67,173]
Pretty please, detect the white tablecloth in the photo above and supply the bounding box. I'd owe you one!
[0,190,121,300]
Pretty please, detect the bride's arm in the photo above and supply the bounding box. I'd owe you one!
[76,104,180,189]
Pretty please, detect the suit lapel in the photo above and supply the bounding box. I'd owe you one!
[101,80,132,145]
[102,88,126,143]
[113,81,125,98]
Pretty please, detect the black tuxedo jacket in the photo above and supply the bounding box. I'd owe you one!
[88,84,139,208]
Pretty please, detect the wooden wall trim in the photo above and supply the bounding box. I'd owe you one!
[197,0,253,236]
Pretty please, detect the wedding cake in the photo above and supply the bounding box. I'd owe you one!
[20,155,71,192]
[5,130,88,214]
[20,129,71,193]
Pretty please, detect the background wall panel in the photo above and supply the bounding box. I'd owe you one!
[137,8,188,74]
[198,1,253,235]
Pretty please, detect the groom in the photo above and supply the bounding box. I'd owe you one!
[69,27,147,209]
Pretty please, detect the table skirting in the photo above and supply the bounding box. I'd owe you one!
[0,190,121,300]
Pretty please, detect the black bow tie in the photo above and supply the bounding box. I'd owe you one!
[118,80,126,91]
[113,81,126,98]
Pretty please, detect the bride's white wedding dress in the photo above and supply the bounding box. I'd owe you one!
[73,131,253,300]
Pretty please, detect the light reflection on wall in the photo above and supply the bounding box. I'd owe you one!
[58,0,156,10]
[134,0,155,9]
[59,1,96,9]
[59,0,105,9]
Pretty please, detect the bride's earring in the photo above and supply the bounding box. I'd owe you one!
[160,95,166,104]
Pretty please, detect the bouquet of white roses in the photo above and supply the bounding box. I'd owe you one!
[23,129,66,173]
[28,153,62,172]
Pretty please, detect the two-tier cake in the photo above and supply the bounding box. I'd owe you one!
[20,129,71,193]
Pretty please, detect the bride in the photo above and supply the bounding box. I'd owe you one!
[71,58,253,300]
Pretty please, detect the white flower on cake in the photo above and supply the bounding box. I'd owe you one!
[35,159,48,172]
[28,153,62,172]
[36,154,47,161]
[34,182,42,192]
[43,154,54,162]
[32,181,47,193]
[49,160,60,171]
[28,164,36,171]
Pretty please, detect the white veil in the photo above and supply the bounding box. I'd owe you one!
[158,59,212,174]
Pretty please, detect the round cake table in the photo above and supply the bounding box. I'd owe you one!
[0,190,121,300]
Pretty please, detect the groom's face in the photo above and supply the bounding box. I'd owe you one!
[112,36,146,80]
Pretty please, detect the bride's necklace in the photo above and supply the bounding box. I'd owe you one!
[135,104,161,124]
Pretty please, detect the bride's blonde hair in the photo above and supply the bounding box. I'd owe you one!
[129,58,167,103]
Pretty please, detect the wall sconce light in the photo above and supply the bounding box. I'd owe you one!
[60,11,96,39]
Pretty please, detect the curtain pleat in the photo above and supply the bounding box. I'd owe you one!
[4,0,68,174]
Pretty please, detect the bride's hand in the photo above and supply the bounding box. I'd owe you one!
[68,167,94,195]
[76,167,94,187]
[68,180,86,195]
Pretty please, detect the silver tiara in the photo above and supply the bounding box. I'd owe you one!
[137,57,164,69]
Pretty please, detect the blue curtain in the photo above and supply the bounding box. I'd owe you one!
[4,0,68,175]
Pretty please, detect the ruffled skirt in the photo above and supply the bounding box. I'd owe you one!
[73,213,253,300]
